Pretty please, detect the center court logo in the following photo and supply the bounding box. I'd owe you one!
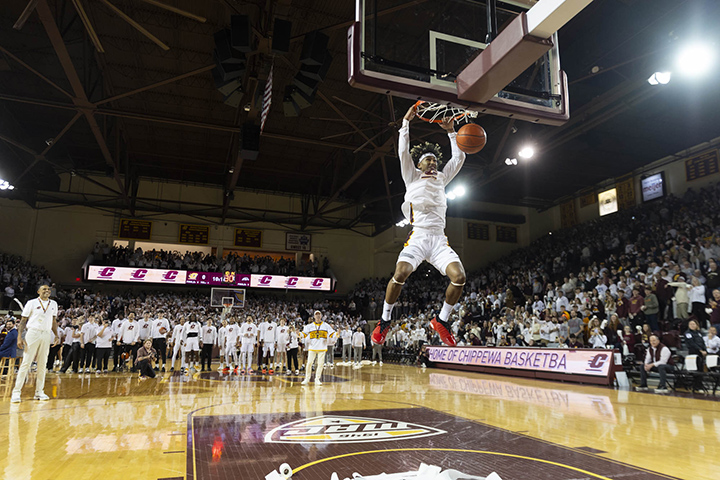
[264,415,446,444]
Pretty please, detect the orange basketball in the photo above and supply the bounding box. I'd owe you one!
[159,327,168,334]
[456,123,487,154]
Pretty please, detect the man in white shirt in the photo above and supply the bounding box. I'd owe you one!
[95,319,114,373]
[340,325,353,364]
[118,313,141,371]
[200,319,217,372]
[12,285,59,403]
[80,316,98,373]
[169,317,185,372]
[182,314,202,372]
[275,319,290,372]
[351,326,366,366]
[111,316,124,371]
[301,311,336,385]
[238,316,256,374]
[259,315,278,374]
[373,106,467,349]
[217,319,228,370]
[705,326,720,354]
[151,312,171,372]
[555,291,570,313]
[637,334,672,393]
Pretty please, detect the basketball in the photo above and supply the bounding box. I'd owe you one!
[456,123,486,154]
[159,327,167,334]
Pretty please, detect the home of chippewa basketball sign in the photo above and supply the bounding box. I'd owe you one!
[264,415,446,444]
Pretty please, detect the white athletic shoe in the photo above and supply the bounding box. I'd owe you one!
[295,370,300,375]
[379,362,383,366]
[301,379,309,385]
[315,380,323,386]
[34,392,50,401]
[11,392,21,403]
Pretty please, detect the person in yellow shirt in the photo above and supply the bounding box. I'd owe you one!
[300,311,335,386]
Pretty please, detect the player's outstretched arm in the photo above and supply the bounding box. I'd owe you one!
[398,105,418,184]
[441,118,465,185]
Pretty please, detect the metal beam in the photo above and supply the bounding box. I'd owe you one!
[94,65,215,106]
[36,0,129,203]
[0,46,74,99]
[13,0,39,30]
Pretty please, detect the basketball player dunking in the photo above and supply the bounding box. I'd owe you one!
[372,105,467,347]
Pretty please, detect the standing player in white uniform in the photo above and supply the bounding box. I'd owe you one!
[259,315,277,374]
[239,316,257,374]
[225,317,240,373]
[340,325,353,365]
[111,315,124,371]
[200,318,217,372]
[217,319,228,371]
[169,317,185,372]
[182,314,202,373]
[300,311,335,385]
[372,105,467,347]
[275,318,290,374]
[325,322,337,369]
[11,285,59,403]
[151,312,171,372]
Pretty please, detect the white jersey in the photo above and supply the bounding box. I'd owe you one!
[182,321,201,342]
[276,326,290,349]
[112,318,124,340]
[201,325,217,345]
[118,320,140,344]
[81,322,98,344]
[218,326,227,347]
[225,324,240,348]
[96,325,114,348]
[341,328,353,345]
[22,298,58,332]
[398,119,465,230]
[171,324,184,344]
[259,321,278,343]
[138,318,153,340]
[352,331,366,348]
[152,317,171,339]
[240,322,257,347]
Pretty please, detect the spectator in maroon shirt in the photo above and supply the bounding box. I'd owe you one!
[709,289,720,332]
[616,295,630,327]
[628,289,645,328]
[621,325,637,356]
[654,268,673,321]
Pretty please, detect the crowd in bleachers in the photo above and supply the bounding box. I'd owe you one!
[0,252,55,310]
[89,241,329,276]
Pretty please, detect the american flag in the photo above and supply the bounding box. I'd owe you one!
[260,62,273,133]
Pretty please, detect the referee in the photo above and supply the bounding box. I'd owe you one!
[11,285,59,403]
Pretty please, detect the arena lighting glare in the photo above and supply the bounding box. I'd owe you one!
[647,71,672,85]
[453,185,466,197]
[0,179,15,190]
[446,191,457,200]
[395,219,410,227]
[518,146,535,159]
[505,158,518,166]
[677,43,715,77]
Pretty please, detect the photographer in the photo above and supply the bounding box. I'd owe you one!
[135,338,158,379]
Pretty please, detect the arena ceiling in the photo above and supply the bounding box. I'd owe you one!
[0,0,719,235]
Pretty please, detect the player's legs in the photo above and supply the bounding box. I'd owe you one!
[302,350,318,383]
[314,351,326,383]
[372,261,414,345]
[429,240,466,346]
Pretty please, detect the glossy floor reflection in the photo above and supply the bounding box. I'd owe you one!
[1,364,717,480]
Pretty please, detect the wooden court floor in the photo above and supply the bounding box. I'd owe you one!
[1,363,717,480]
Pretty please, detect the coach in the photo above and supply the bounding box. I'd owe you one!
[11,285,59,403]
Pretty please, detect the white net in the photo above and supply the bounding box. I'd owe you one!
[414,101,478,124]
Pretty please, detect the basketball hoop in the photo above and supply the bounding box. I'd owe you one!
[413,100,478,124]
[221,297,234,319]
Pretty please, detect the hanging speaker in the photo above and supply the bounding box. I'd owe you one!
[290,86,315,109]
[213,50,245,81]
[300,31,329,66]
[240,122,261,160]
[299,51,332,81]
[230,15,252,53]
[214,29,245,64]
[283,86,301,117]
[272,19,292,54]
[292,73,319,96]
[212,67,243,96]
[224,89,244,108]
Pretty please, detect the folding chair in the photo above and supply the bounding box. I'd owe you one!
[706,355,719,396]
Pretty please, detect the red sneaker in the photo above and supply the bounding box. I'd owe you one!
[371,320,392,345]
[431,317,457,346]
[268,368,274,375]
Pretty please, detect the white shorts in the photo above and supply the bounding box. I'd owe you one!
[184,337,200,352]
[262,343,275,356]
[396,229,461,275]
[240,342,254,353]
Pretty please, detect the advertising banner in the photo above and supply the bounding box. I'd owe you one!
[87,266,186,284]
[424,346,613,378]
[250,274,332,291]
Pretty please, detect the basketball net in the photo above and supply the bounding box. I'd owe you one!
[414,101,478,124]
